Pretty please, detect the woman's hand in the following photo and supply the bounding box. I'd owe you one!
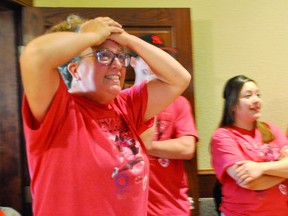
[234,160,264,185]
[79,17,124,46]
[140,121,156,151]
[109,30,131,47]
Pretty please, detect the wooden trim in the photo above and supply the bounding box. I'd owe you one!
[198,171,217,198]
[10,0,32,6]
[1,0,32,9]
[198,169,215,175]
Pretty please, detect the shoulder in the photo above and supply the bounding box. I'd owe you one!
[120,82,147,98]
[212,127,231,137]
[172,96,192,110]
[175,95,190,104]
[266,122,287,140]
[211,127,238,143]
[261,122,285,135]
[264,122,282,130]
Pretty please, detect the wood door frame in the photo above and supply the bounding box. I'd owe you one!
[21,7,199,215]
[0,5,26,214]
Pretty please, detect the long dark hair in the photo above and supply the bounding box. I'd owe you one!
[220,75,274,143]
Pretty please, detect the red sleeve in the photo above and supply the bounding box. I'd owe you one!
[211,128,246,181]
[268,123,288,150]
[173,96,198,141]
[115,81,154,134]
[22,77,70,152]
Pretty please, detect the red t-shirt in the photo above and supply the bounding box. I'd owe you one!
[22,78,153,216]
[211,124,288,216]
[148,96,198,216]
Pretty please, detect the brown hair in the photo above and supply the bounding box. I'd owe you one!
[256,121,275,143]
[220,75,274,143]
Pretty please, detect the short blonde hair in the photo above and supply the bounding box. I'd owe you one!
[46,14,87,33]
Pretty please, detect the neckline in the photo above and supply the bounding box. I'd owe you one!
[71,93,114,110]
[230,125,256,136]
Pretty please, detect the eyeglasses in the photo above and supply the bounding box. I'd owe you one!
[80,49,131,68]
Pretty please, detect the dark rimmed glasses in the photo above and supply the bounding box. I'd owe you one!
[80,49,131,68]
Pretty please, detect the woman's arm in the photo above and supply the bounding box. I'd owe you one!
[20,17,123,123]
[141,128,196,160]
[227,161,286,190]
[110,33,191,121]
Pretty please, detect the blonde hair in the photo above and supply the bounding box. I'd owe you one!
[256,121,275,143]
[46,14,87,33]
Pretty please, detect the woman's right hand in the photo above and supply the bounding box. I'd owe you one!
[79,17,124,46]
[140,122,156,152]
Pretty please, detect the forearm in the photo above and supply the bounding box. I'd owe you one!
[22,32,99,70]
[262,157,288,178]
[227,163,285,190]
[147,136,196,160]
[22,16,123,71]
[238,175,285,190]
[126,35,191,91]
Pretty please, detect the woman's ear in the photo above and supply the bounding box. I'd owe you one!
[68,62,80,81]
[130,56,137,68]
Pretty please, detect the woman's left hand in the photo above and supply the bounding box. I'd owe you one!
[234,160,264,185]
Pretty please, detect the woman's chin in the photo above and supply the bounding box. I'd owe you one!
[254,113,261,120]
[109,85,122,95]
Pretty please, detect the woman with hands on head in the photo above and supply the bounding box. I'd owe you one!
[20,15,190,216]
[211,75,288,216]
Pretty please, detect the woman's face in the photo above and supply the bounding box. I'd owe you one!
[233,81,262,125]
[73,40,127,103]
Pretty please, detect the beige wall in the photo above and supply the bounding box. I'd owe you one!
[34,0,288,171]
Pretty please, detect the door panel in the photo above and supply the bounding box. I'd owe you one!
[0,9,23,213]
[21,7,199,215]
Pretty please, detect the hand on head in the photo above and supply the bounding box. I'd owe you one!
[79,17,124,46]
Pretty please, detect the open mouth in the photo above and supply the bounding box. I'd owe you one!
[105,75,120,81]
[250,107,260,112]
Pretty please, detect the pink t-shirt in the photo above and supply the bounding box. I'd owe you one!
[22,78,153,216]
[148,96,198,216]
[211,125,288,216]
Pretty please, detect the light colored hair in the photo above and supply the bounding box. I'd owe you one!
[46,14,87,33]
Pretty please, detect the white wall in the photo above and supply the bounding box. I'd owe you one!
[192,1,288,170]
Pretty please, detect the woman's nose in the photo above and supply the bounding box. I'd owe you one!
[252,94,261,102]
[111,57,123,69]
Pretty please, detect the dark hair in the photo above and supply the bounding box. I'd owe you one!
[220,75,274,143]
[47,14,87,89]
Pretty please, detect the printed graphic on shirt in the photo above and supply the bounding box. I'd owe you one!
[279,184,288,196]
[96,115,147,197]
[157,158,170,167]
[242,141,282,162]
[155,112,172,167]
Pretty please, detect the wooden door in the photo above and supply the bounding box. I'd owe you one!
[21,7,199,216]
[0,5,25,214]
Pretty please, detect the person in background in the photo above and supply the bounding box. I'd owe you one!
[130,34,198,216]
[211,75,288,216]
[20,15,191,216]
